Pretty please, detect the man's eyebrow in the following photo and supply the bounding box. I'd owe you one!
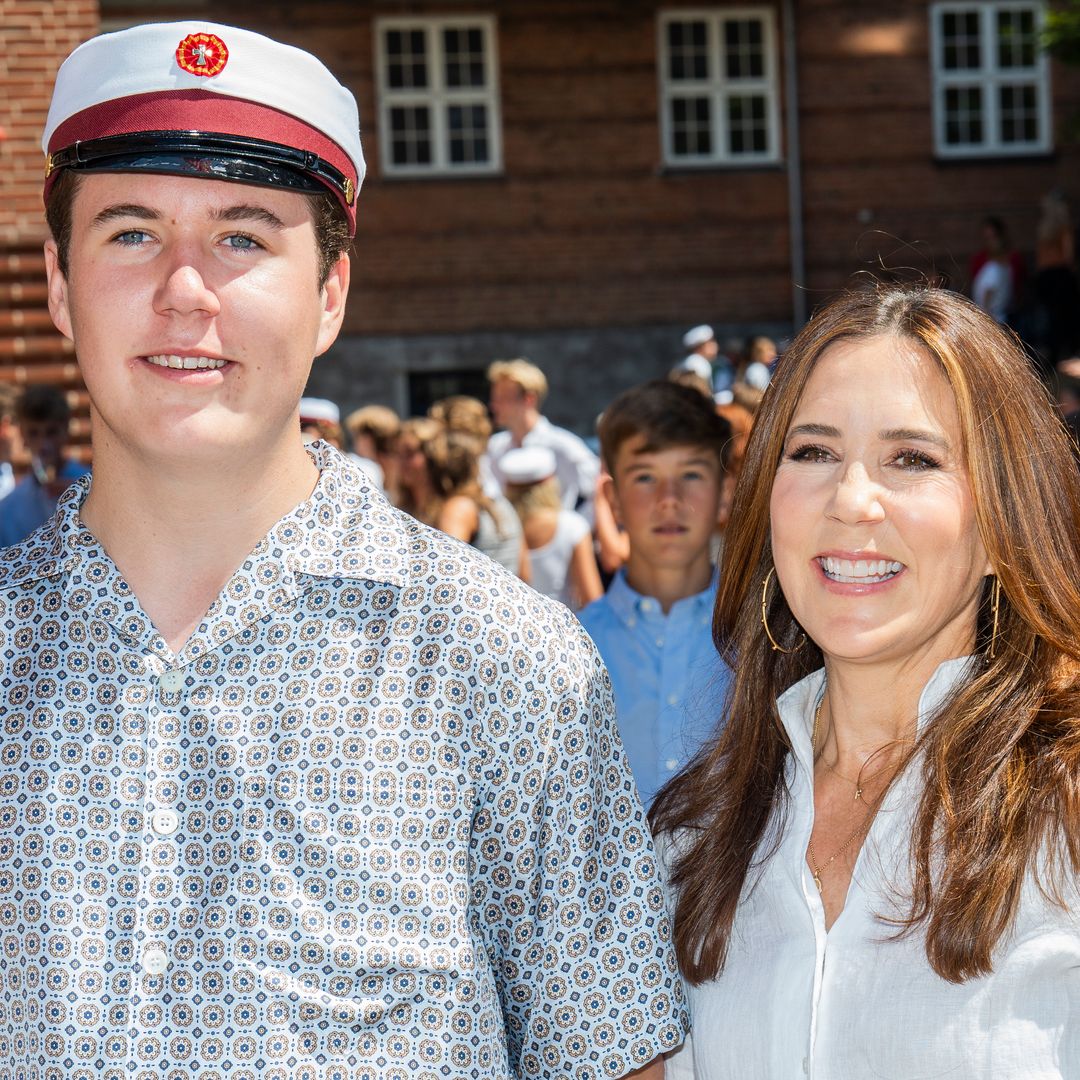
[212,204,287,229]
[89,204,160,229]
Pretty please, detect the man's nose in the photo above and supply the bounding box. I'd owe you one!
[153,252,221,318]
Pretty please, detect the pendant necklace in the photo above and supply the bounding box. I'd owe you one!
[807,695,882,893]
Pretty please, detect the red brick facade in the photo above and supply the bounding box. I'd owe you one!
[2,1,1079,438]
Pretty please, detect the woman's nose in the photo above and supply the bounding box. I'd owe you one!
[826,462,885,524]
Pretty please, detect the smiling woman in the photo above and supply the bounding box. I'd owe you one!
[652,283,1080,1079]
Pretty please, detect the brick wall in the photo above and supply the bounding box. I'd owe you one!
[797,0,1080,300]
[0,0,98,458]
[6,1,1080,436]
[0,0,98,241]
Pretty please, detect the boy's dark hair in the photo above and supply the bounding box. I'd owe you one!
[598,379,732,473]
[45,169,351,289]
[16,384,70,425]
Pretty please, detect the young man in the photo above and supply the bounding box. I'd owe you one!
[486,357,600,517]
[579,381,733,807]
[0,384,89,546]
[0,22,687,1080]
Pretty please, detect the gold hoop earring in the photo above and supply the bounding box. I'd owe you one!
[987,575,1001,660]
[761,566,806,654]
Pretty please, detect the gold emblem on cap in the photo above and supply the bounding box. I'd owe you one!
[176,32,230,78]
[44,153,55,179]
[344,178,355,206]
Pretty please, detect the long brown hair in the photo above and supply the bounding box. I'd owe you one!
[651,283,1080,985]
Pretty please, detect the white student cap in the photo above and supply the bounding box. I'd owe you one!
[499,446,557,486]
[673,354,713,381]
[42,21,365,234]
[299,397,341,425]
[682,324,715,350]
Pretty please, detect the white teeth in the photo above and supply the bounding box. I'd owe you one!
[820,556,902,583]
[145,354,227,370]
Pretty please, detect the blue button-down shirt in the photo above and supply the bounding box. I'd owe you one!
[579,570,730,807]
[0,459,89,547]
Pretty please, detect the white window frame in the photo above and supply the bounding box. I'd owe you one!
[930,2,1051,158]
[374,15,503,178]
[657,7,782,168]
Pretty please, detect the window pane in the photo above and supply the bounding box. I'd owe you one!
[448,103,490,164]
[386,28,428,89]
[389,105,433,165]
[997,8,1037,69]
[444,26,486,88]
[670,96,712,157]
[943,85,984,145]
[728,94,768,155]
[667,20,709,81]
[1000,83,1038,142]
[725,18,766,80]
[941,10,981,70]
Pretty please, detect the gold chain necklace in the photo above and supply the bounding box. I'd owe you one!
[822,756,895,803]
[807,696,880,894]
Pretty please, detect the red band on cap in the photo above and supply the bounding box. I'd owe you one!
[46,90,357,230]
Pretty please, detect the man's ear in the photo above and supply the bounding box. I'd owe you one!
[315,252,350,358]
[603,471,624,528]
[44,240,74,342]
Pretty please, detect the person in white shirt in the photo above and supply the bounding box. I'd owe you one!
[652,284,1080,1079]
[486,357,599,518]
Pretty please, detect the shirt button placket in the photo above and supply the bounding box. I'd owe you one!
[139,666,186,999]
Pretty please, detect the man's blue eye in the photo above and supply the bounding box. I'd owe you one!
[226,234,259,250]
[114,230,149,246]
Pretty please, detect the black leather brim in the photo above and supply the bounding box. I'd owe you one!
[62,151,329,197]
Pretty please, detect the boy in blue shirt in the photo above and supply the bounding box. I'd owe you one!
[579,380,733,806]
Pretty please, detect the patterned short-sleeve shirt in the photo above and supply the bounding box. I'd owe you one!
[0,443,688,1080]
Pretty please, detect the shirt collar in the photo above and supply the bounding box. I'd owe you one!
[776,655,977,775]
[523,415,553,441]
[605,566,718,622]
[0,442,410,591]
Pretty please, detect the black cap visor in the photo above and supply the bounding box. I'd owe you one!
[47,131,353,206]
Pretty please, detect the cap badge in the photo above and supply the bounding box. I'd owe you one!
[176,32,229,78]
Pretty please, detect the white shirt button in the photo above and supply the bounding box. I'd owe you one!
[665,758,679,771]
[158,669,184,692]
[151,809,180,836]
[667,693,679,706]
[655,637,665,648]
[640,599,654,613]
[142,946,169,975]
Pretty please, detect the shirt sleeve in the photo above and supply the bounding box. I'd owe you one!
[469,603,689,1078]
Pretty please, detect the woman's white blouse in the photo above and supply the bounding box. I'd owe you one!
[662,657,1080,1079]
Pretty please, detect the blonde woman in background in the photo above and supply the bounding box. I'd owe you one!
[502,446,602,610]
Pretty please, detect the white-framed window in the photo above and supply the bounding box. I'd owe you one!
[930,2,1051,157]
[657,8,781,167]
[374,15,502,177]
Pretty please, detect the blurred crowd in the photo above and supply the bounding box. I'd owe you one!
[289,331,782,613]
